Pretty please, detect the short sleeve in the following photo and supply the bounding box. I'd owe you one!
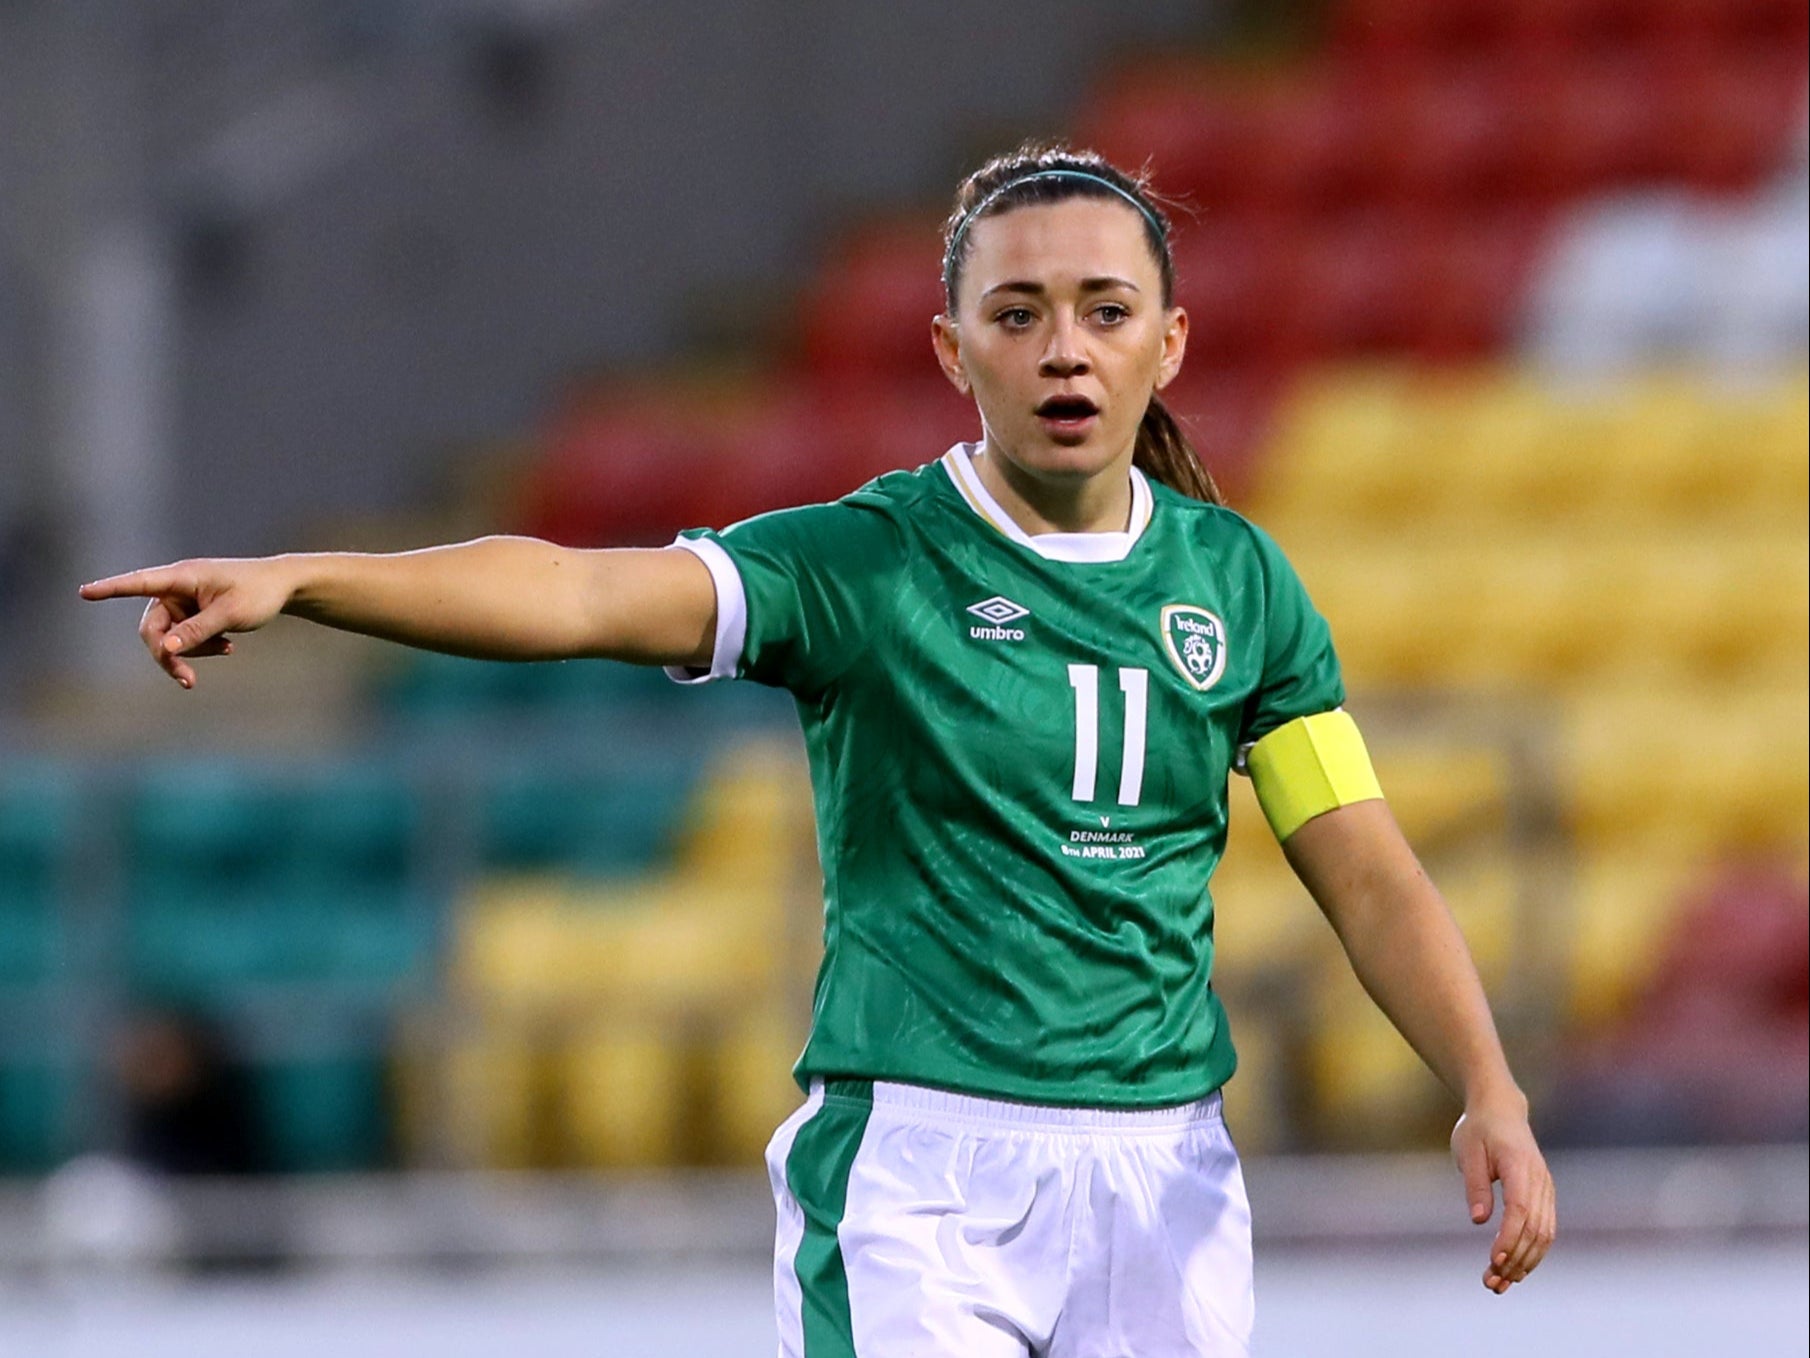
[673,496,907,696]
[1237,524,1346,754]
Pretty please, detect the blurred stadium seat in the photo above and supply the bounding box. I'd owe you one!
[0,760,79,988]
[800,219,948,379]
[404,738,811,1169]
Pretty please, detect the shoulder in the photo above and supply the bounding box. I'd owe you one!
[716,461,943,563]
[1147,480,1287,565]
[841,460,951,518]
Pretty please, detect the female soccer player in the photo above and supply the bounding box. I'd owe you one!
[82,144,1555,1356]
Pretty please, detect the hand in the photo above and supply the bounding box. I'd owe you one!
[1452,1094,1556,1295]
[79,557,299,689]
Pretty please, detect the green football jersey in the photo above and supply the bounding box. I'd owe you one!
[673,445,1344,1107]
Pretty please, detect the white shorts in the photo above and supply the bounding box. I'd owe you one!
[767,1078,1254,1358]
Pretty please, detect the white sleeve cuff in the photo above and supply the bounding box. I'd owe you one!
[663,536,748,685]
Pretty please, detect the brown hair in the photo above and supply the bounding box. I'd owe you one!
[941,142,1224,507]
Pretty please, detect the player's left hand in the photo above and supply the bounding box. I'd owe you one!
[1451,1094,1555,1295]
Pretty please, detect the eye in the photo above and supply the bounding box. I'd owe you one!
[994,306,1036,330]
[1092,302,1131,326]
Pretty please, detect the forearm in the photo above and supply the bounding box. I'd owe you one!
[1342,876,1522,1109]
[1284,803,1523,1110]
[282,536,691,664]
[1282,802,1554,1290]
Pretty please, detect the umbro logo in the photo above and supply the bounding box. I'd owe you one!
[967,595,1030,641]
[968,596,1030,624]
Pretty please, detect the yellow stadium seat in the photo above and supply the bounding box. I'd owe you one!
[1700,374,1809,516]
[677,737,814,888]
[395,1019,547,1169]
[1436,374,1620,520]
[1430,543,1609,687]
[1258,365,1432,526]
[1693,684,1810,851]
[1589,533,1806,680]
[1591,379,1727,518]
[1211,776,1329,969]
[1258,365,1575,533]
[1373,742,1511,849]
[706,1005,809,1165]
[1304,962,1450,1150]
[1434,856,1521,991]
[1215,1007,1290,1155]
[1286,545,1471,688]
[559,1020,689,1167]
[1211,867,1326,976]
[1562,845,1703,1029]
[1562,682,1808,855]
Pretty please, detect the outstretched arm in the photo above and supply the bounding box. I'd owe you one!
[79,537,717,688]
[1281,799,1557,1295]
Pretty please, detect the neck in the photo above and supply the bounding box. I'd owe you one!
[972,440,1135,535]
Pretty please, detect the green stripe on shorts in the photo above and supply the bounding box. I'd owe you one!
[786,1081,874,1357]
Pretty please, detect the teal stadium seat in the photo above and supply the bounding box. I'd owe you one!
[379,649,794,739]
[127,762,435,997]
[0,1059,76,1173]
[253,1055,391,1172]
[314,885,437,987]
[383,651,681,717]
[479,758,700,878]
[279,764,418,890]
[128,763,311,997]
[0,762,80,986]
[129,762,290,897]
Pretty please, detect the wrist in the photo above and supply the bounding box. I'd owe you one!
[1462,1079,1528,1119]
[276,552,330,616]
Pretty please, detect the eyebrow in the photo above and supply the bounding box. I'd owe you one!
[980,276,1143,301]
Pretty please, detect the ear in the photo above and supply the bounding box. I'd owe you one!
[931,314,970,395]
[1154,306,1189,392]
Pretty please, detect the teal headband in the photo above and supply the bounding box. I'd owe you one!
[943,169,1165,295]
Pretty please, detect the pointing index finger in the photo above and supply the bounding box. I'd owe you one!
[80,568,175,601]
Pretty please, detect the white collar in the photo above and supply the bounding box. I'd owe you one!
[939,443,1153,564]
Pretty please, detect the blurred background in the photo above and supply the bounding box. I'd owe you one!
[1,1,1805,1354]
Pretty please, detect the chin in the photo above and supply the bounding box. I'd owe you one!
[1020,436,1121,481]
[981,423,1129,485]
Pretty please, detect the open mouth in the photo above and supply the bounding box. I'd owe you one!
[1035,395,1100,438]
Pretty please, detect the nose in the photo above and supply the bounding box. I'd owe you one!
[1039,315,1091,378]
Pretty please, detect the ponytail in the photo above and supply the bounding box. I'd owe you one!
[1134,394,1224,507]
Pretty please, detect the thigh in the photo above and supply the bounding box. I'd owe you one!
[1053,1119,1255,1358]
[769,1090,1053,1358]
[841,1113,1071,1358]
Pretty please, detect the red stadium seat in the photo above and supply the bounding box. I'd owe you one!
[802,221,947,379]
[1494,0,1660,55]
[1239,74,1387,216]
[1332,0,1507,60]
[522,392,719,547]
[1649,0,1810,53]
[801,372,982,490]
[1510,52,1675,200]
[1405,211,1548,360]
[1168,217,1292,370]
[671,388,843,529]
[1358,61,1531,209]
[1661,52,1809,195]
[1261,210,1429,365]
[695,373,978,521]
[1078,71,1266,210]
[1156,365,1285,502]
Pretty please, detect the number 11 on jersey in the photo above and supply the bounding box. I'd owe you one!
[1068,664,1148,807]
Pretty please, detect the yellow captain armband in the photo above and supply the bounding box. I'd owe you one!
[1243,710,1385,843]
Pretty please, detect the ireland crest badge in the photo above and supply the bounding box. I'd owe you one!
[1160,604,1227,692]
